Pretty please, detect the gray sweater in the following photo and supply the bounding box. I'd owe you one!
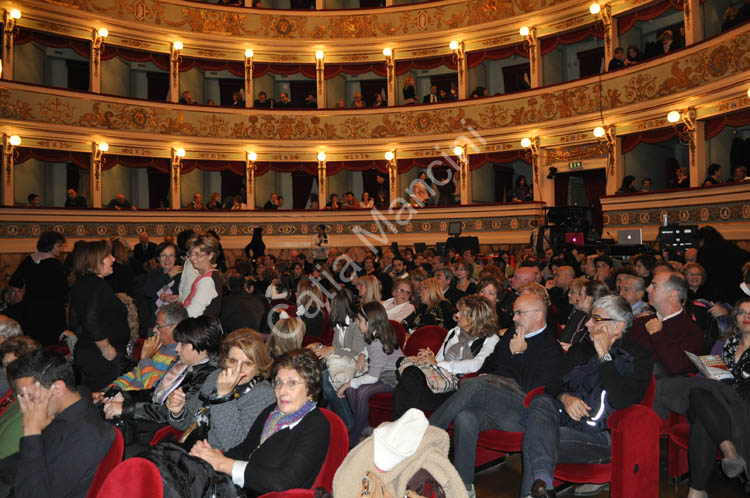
[332,321,368,360]
[169,369,275,451]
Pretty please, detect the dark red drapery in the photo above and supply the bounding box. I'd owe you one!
[14,148,90,169]
[617,0,694,34]
[469,151,531,170]
[467,45,529,68]
[395,55,457,75]
[541,25,604,55]
[252,63,316,79]
[705,109,750,139]
[101,46,170,72]
[324,62,387,80]
[14,28,90,59]
[102,155,171,173]
[326,160,388,175]
[621,127,678,153]
[179,57,244,77]
[397,156,462,173]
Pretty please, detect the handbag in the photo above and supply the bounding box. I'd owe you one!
[398,359,458,394]
[358,470,393,498]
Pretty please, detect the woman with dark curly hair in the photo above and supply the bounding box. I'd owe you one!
[189,349,330,495]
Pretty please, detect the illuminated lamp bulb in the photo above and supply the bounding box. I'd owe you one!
[247,151,257,161]
[593,126,605,138]
[521,137,532,148]
[98,142,109,152]
[9,8,21,19]
[667,110,681,123]
[315,50,324,60]
[244,48,254,58]
[384,151,394,161]
[589,3,601,15]
[317,151,327,162]
[449,40,459,51]
[173,41,183,51]
[9,135,21,146]
[453,146,464,156]
[520,26,530,37]
[97,27,109,38]
[746,86,750,98]
[382,47,392,57]
[175,148,186,158]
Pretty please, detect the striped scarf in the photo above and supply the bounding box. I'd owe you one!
[260,400,316,445]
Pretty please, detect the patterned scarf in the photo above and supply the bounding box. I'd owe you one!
[260,400,316,445]
[444,329,475,362]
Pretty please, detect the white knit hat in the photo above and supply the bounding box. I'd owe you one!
[373,408,429,472]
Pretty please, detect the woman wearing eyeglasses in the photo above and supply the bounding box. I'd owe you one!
[381,278,416,323]
[142,242,183,332]
[189,349,330,495]
[182,234,223,318]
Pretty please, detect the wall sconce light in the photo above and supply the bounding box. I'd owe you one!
[667,110,681,123]
[589,3,601,15]
[315,50,324,60]
[244,48,254,59]
[317,151,327,162]
[247,151,257,162]
[453,145,464,157]
[593,126,605,138]
[8,8,21,20]
[175,148,186,158]
[173,41,183,51]
[97,27,109,38]
[666,108,697,148]
[384,150,394,161]
[97,141,109,152]
[4,9,22,55]
[8,135,21,146]
[520,137,532,148]
[382,47,392,57]
[449,40,459,51]
[747,86,750,98]
[519,26,530,37]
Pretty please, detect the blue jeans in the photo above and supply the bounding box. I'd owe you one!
[520,394,612,497]
[429,376,526,486]
[321,370,354,430]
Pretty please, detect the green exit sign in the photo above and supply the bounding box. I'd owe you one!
[568,161,583,169]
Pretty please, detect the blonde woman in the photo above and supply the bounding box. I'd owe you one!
[410,277,456,331]
[393,295,500,419]
[402,76,416,104]
[267,315,305,358]
[381,278,416,323]
[182,234,223,318]
[355,275,382,305]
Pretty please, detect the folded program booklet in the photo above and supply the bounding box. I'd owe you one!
[685,351,734,381]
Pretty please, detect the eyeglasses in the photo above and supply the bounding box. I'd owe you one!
[397,288,412,295]
[737,310,749,317]
[154,322,169,330]
[159,253,176,259]
[512,309,540,316]
[590,315,616,322]
[272,379,303,390]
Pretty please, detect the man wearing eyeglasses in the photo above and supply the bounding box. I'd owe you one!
[430,294,563,498]
[521,295,654,498]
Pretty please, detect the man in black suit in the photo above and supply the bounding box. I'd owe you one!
[263,193,279,210]
[64,189,87,208]
[422,85,439,104]
[133,231,157,274]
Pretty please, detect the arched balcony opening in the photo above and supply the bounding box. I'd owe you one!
[469,151,532,203]
[705,109,750,182]
[324,63,388,108]
[12,149,90,207]
[621,127,689,192]
[395,56,458,105]
[616,0,688,67]
[100,46,170,100]
[467,44,530,97]
[540,25,605,86]
[13,28,90,91]
[252,63,317,108]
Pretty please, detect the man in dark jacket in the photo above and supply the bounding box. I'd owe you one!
[133,231,157,274]
[0,349,114,498]
[220,277,268,333]
[430,294,563,497]
[521,295,653,497]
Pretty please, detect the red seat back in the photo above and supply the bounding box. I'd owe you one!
[389,320,408,351]
[149,425,183,446]
[87,426,124,498]
[96,457,163,498]
[404,326,447,356]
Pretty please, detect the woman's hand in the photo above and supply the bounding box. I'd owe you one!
[315,345,334,359]
[336,382,351,399]
[216,367,242,397]
[417,348,437,365]
[102,397,123,420]
[166,389,186,416]
[159,293,179,303]
[190,440,234,474]
[58,330,75,342]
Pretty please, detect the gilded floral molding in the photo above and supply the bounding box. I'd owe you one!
[603,200,750,226]
[37,0,569,40]
[1,28,749,142]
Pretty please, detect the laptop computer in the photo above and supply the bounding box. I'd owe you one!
[618,229,642,245]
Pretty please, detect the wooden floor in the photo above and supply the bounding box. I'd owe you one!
[474,446,748,498]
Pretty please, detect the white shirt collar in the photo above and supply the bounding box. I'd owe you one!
[657,308,683,322]
[525,325,547,339]
[741,282,750,297]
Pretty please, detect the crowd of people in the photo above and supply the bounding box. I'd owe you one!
[616,164,749,194]
[0,222,749,497]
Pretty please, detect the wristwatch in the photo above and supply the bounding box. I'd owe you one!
[599,353,612,364]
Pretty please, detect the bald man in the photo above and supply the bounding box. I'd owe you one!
[430,293,563,496]
[497,266,538,329]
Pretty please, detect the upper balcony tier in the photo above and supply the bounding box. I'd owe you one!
[5,0,696,50]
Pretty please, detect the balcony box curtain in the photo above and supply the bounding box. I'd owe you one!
[705,109,750,139]
[179,57,244,78]
[252,63,317,79]
[253,162,318,176]
[467,45,529,68]
[395,55,457,75]
[396,156,462,174]
[102,155,171,173]
[179,160,245,175]
[621,127,678,153]
[617,0,705,34]
[325,160,388,175]
[14,28,90,59]
[468,151,530,170]
[14,148,90,169]
[100,46,170,72]
[541,25,604,54]
[324,62,388,80]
